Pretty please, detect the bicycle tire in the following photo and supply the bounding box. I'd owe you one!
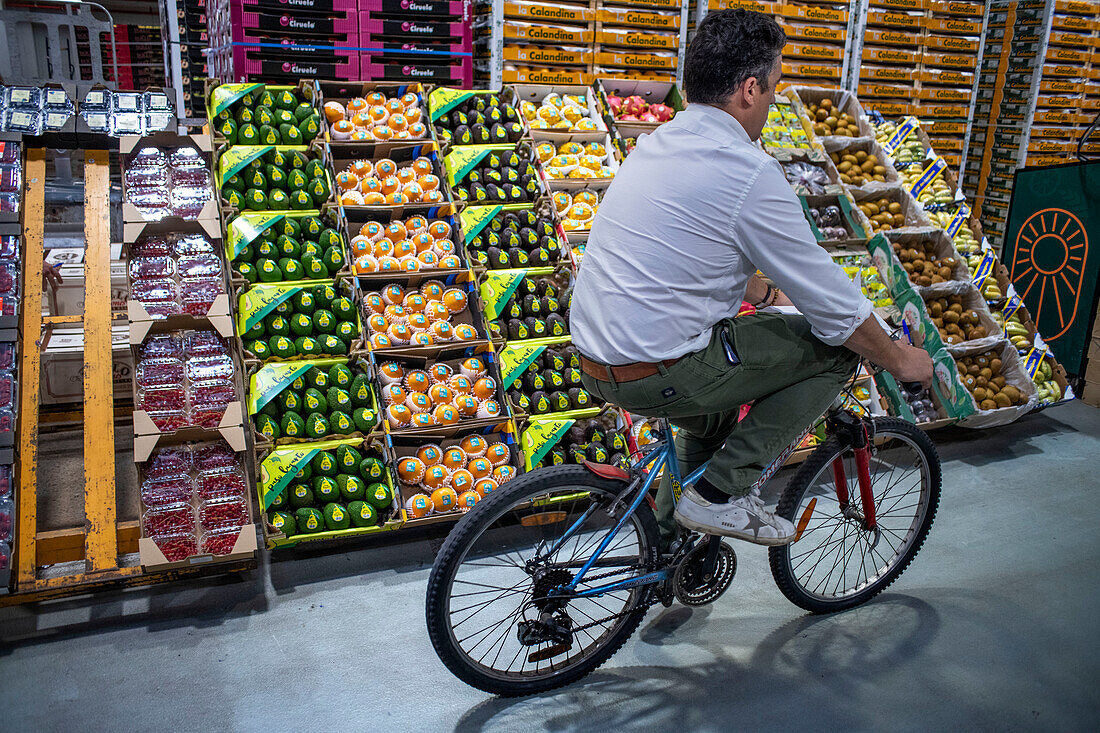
[426,465,659,697]
[768,417,941,613]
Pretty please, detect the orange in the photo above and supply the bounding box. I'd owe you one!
[352,110,373,128]
[368,105,389,124]
[449,375,473,395]
[429,383,453,405]
[426,302,450,322]
[440,255,461,268]
[378,361,404,384]
[372,126,393,141]
[373,238,395,258]
[487,442,511,466]
[417,251,439,268]
[450,469,475,495]
[406,391,431,413]
[375,158,398,177]
[433,404,460,425]
[362,191,386,205]
[401,182,423,201]
[412,232,435,253]
[442,288,468,314]
[404,493,433,519]
[430,486,457,513]
[396,167,417,184]
[416,444,443,466]
[458,434,487,458]
[397,457,426,484]
[340,191,365,206]
[411,413,435,428]
[453,323,478,341]
[331,119,355,139]
[364,292,386,314]
[350,129,371,142]
[428,220,451,239]
[360,220,384,240]
[382,383,407,405]
[405,107,422,124]
[492,465,517,484]
[360,176,382,194]
[430,321,454,341]
[422,190,445,204]
[389,113,408,131]
[442,446,467,471]
[422,464,450,490]
[387,323,413,344]
[472,377,497,401]
[322,101,346,123]
[474,478,498,496]
[335,171,359,191]
[385,221,407,240]
[457,490,480,511]
[350,159,374,178]
[384,192,407,206]
[365,92,386,107]
[468,457,493,479]
[400,92,419,109]
[408,312,430,332]
[411,332,433,346]
[385,403,411,427]
[385,98,405,115]
[454,394,479,417]
[412,157,434,176]
[367,314,388,333]
[403,292,428,312]
[393,239,416,259]
[460,357,487,378]
[408,122,428,139]
[382,283,405,305]
[377,256,401,272]
[418,174,440,192]
[383,304,407,323]
[405,369,431,393]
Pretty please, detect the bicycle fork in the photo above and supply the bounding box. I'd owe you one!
[808,413,878,537]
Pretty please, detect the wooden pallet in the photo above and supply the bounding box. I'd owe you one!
[3,148,253,606]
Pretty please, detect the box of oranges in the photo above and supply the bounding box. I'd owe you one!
[391,428,521,523]
[317,82,432,146]
[330,142,451,212]
[344,208,467,280]
[362,277,488,356]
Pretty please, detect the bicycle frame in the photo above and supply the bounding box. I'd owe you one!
[544,411,878,601]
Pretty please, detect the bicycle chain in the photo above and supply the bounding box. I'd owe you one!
[559,565,661,635]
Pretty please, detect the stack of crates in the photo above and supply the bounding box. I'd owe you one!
[594,0,684,83]
[481,0,597,84]
[178,0,212,118]
[359,0,473,86]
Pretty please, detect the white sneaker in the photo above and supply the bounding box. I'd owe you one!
[674,486,796,546]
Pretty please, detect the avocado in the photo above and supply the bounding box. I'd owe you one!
[366,483,393,511]
[237,262,259,283]
[306,366,329,390]
[256,258,281,282]
[312,309,336,333]
[248,339,271,360]
[269,336,297,359]
[294,336,322,356]
[329,411,354,435]
[279,258,303,280]
[350,375,373,407]
[327,387,352,413]
[289,313,313,337]
[352,407,377,433]
[269,510,296,536]
[311,450,338,476]
[313,476,341,504]
[280,411,305,438]
[295,507,325,533]
[244,188,268,210]
[254,413,280,442]
[289,190,313,209]
[302,387,327,414]
[330,297,355,320]
[288,483,314,508]
[334,320,358,344]
[348,501,377,528]
[337,474,366,501]
[304,412,329,439]
[328,364,353,389]
[321,335,347,355]
[359,457,385,483]
[322,246,345,272]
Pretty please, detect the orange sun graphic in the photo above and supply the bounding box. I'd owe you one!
[1010,208,1088,341]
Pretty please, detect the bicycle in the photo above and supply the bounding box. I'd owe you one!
[425,360,941,697]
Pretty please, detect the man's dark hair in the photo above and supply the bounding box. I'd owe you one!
[684,9,786,105]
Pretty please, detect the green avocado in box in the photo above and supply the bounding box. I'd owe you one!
[348,501,377,528]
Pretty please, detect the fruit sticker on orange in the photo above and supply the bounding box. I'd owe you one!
[882,115,920,155]
[909,157,948,198]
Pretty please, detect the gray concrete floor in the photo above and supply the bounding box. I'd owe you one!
[2,401,1099,732]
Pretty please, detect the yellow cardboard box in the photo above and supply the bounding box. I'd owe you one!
[503,66,592,84]
[503,45,593,66]
[858,81,912,98]
[866,10,923,29]
[595,50,677,70]
[504,2,595,24]
[863,27,921,46]
[1046,46,1089,64]
[598,8,680,30]
[928,0,984,16]
[923,34,980,53]
[782,21,847,44]
[707,0,777,11]
[925,16,983,34]
[779,4,848,23]
[868,0,926,10]
[782,61,842,80]
[505,22,593,45]
[920,51,977,69]
[862,45,921,65]
[597,27,679,50]
[918,86,971,103]
[785,41,844,61]
[862,64,916,82]
[919,68,974,86]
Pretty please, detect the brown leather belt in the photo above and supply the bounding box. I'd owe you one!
[580,354,681,383]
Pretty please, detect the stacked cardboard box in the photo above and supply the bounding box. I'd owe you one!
[178,0,211,118]
[964,0,1048,249]
[1027,0,1099,166]
[479,0,598,84]
[594,0,684,83]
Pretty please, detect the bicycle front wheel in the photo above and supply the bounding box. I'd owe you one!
[769,417,941,613]
[425,465,659,696]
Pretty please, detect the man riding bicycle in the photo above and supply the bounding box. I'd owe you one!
[570,9,933,549]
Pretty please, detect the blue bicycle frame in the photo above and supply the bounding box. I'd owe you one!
[540,430,710,601]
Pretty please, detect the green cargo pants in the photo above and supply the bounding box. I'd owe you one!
[581,313,860,542]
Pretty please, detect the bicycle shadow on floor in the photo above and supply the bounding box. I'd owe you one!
[451,593,940,732]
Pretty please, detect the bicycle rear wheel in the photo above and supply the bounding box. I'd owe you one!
[769,417,940,613]
[426,465,659,696]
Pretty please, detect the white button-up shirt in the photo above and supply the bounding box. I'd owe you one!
[570,103,873,365]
